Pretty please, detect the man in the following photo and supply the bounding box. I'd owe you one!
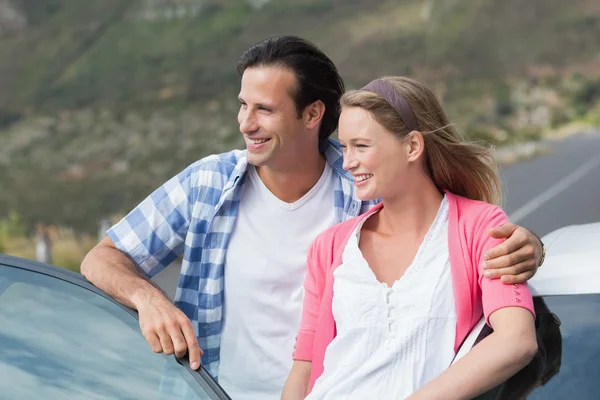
[81,36,544,399]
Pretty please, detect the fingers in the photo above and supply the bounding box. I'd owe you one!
[144,331,163,353]
[500,271,535,285]
[484,226,532,263]
[483,258,537,281]
[166,321,189,358]
[488,222,518,239]
[181,319,203,369]
[138,299,201,367]
[483,242,536,271]
[157,325,176,355]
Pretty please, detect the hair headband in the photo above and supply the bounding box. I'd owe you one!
[362,79,420,132]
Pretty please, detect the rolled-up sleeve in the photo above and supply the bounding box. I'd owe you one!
[477,207,536,326]
[108,166,197,278]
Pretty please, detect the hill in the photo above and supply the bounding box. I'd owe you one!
[1,0,599,233]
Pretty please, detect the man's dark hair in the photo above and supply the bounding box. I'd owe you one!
[237,35,345,140]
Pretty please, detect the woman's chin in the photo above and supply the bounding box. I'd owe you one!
[356,190,380,202]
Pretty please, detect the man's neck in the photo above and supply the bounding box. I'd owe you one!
[256,152,327,204]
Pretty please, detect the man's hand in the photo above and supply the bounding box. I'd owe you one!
[136,294,203,370]
[482,222,543,284]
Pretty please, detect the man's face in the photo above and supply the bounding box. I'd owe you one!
[237,66,307,169]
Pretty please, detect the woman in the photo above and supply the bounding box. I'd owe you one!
[281,77,538,400]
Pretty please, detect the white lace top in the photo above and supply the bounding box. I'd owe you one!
[306,195,457,400]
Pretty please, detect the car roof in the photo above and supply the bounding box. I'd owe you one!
[0,253,118,300]
[529,222,600,296]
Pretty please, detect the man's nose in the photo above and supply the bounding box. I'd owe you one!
[239,109,259,134]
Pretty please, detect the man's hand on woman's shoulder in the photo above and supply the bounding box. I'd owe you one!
[482,222,544,284]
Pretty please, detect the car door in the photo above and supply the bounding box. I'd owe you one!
[454,293,600,399]
[525,293,600,399]
[453,222,600,399]
[0,255,230,400]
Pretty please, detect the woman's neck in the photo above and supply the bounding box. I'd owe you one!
[373,177,444,238]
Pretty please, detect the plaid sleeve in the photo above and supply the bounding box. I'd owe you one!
[107,166,199,278]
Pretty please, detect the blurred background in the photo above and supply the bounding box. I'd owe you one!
[1,0,599,271]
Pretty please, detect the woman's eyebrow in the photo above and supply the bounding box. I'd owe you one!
[349,137,372,143]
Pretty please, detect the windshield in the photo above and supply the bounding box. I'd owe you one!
[0,264,215,400]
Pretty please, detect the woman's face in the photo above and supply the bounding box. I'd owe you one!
[338,106,415,201]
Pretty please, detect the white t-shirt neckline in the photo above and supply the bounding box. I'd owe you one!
[247,163,333,211]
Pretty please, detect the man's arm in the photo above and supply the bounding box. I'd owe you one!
[482,223,544,284]
[81,237,202,370]
[81,236,165,309]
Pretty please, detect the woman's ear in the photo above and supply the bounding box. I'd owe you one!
[406,130,425,163]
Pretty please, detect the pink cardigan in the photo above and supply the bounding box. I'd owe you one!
[292,192,535,391]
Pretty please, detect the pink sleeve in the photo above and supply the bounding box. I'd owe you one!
[477,207,536,326]
[293,233,328,361]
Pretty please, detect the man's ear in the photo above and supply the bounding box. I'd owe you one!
[406,130,425,163]
[304,100,326,130]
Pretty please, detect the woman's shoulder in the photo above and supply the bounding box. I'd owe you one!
[448,192,505,219]
[446,192,508,238]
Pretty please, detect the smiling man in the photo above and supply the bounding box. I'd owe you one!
[81,36,545,400]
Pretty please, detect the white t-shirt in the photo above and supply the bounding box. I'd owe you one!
[307,195,456,400]
[218,164,337,400]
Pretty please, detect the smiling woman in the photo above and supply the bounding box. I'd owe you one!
[282,76,539,400]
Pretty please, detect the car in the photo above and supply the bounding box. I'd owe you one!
[453,221,600,399]
[0,254,231,400]
[1,222,599,399]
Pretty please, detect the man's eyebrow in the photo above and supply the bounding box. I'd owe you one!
[238,98,277,110]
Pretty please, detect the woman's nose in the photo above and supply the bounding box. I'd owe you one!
[342,155,358,171]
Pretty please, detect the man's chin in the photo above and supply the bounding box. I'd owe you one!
[246,152,270,167]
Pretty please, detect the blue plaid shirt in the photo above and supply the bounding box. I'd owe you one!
[108,138,378,377]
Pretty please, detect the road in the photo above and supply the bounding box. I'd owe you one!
[152,131,600,298]
[502,131,600,236]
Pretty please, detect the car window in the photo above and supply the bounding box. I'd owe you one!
[526,294,600,399]
[0,265,217,400]
[471,294,600,399]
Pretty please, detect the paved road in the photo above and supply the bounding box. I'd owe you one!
[153,131,600,298]
[501,131,600,237]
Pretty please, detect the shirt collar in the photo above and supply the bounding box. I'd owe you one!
[320,138,354,181]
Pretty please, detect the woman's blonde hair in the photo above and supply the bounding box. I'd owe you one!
[341,76,502,205]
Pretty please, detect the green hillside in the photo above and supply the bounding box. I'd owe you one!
[1,0,600,233]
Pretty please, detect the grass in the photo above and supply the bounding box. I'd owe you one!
[3,229,98,273]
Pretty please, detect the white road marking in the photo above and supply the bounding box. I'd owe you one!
[509,153,600,223]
